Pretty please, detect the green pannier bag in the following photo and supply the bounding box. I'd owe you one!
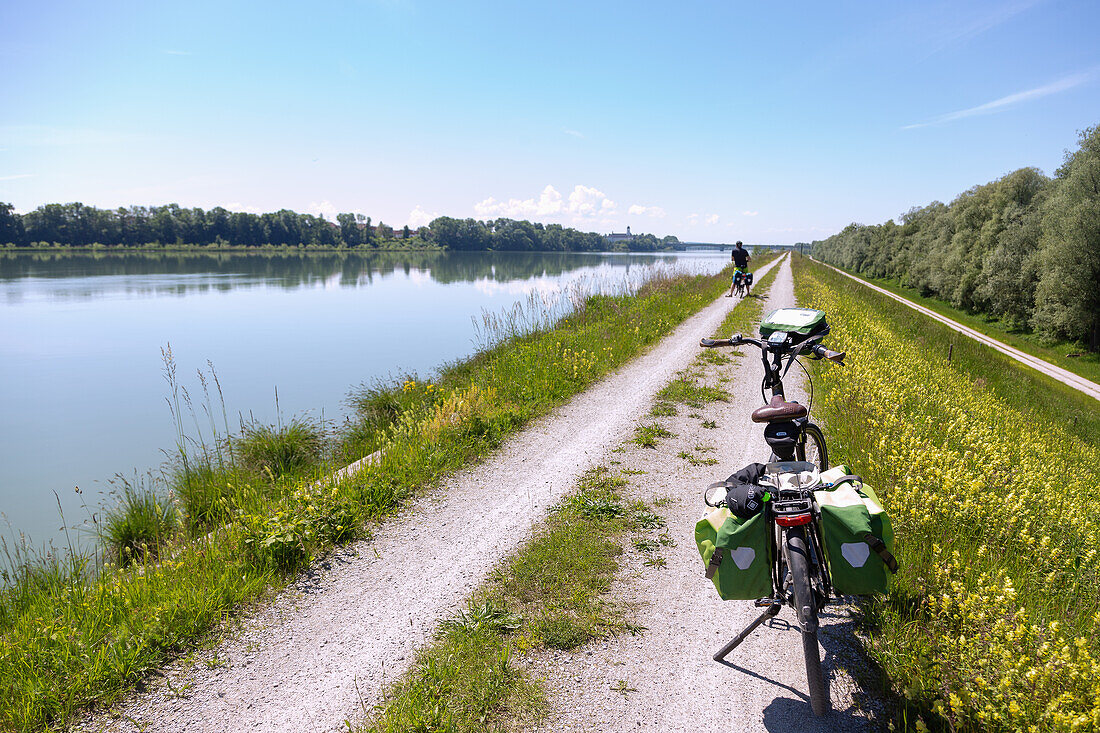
[814,475,897,595]
[695,506,773,600]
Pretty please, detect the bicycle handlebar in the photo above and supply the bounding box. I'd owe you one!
[809,344,846,364]
[699,334,846,365]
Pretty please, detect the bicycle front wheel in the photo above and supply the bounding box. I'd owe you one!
[797,422,829,472]
[786,527,829,717]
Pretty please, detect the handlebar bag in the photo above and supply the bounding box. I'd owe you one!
[760,307,827,341]
[695,506,773,600]
[813,479,897,595]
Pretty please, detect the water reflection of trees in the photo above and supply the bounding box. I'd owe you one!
[0,250,695,294]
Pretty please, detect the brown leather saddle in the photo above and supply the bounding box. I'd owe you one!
[751,394,808,423]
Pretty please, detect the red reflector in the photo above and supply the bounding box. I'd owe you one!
[775,513,812,527]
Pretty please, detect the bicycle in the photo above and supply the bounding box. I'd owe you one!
[727,268,748,298]
[699,307,846,717]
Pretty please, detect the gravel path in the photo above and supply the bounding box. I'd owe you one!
[78,258,785,733]
[528,257,876,732]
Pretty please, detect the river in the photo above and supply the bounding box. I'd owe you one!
[0,249,731,548]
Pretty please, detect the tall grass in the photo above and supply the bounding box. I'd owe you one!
[236,418,325,479]
[0,259,745,732]
[794,256,1100,731]
[98,476,178,566]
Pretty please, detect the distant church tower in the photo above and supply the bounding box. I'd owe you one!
[605,225,637,244]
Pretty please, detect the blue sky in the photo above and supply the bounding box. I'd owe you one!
[2,0,1098,244]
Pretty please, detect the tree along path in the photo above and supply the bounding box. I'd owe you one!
[819,262,1100,402]
[526,256,875,732]
[79,258,786,733]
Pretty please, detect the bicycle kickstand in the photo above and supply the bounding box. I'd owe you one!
[712,601,781,662]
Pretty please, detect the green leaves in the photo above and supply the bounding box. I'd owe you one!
[813,126,1100,353]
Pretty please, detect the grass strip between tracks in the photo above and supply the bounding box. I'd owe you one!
[0,253,778,732]
[359,263,781,733]
[793,256,1100,732]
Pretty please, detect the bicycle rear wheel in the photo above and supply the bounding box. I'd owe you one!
[785,527,829,716]
[797,422,829,472]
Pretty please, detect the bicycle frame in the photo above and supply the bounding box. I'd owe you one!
[754,340,821,464]
[699,314,846,715]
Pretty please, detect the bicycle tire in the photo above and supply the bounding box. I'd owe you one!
[797,422,829,472]
[786,527,830,716]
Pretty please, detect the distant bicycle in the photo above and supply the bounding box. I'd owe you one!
[727,268,749,298]
[700,308,845,716]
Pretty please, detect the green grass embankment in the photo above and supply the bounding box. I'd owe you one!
[794,257,1100,732]
[0,253,777,732]
[819,262,1100,389]
[811,261,1100,448]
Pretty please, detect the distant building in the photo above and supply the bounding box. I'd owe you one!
[605,226,635,243]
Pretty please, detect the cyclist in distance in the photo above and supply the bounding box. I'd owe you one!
[727,241,751,297]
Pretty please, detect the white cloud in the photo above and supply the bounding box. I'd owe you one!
[742,210,759,217]
[474,184,615,224]
[308,200,338,219]
[408,205,439,228]
[628,204,667,218]
[903,68,1095,129]
[686,212,721,227]
[563,129,585,138]
[475,184,564,219]
[0,173,34,181]
[568,184,616,217]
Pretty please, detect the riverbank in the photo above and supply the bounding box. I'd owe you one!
[1,253,777,731]
[72,256,785,732]
[3,248,738,550]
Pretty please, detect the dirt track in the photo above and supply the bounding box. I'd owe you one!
[821,261,1100,401]
[527,256,875,732]
[80,260,798,732]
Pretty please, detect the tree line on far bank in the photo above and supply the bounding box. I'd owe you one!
[812,125,1100,351]
[0,203,682,253]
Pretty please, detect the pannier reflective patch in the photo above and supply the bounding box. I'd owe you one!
[840,542,870,568]
[731,547,756,570]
